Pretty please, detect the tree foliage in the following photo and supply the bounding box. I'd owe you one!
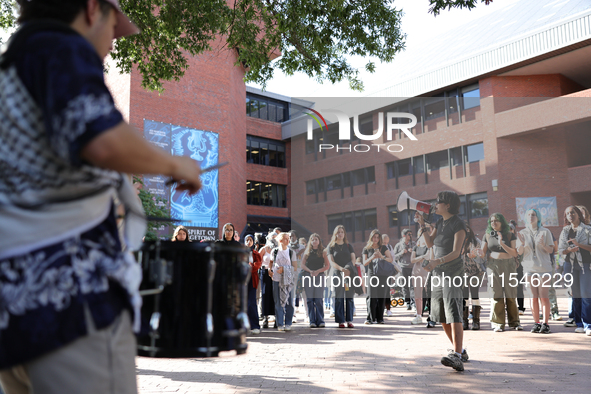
[1,0,491,92]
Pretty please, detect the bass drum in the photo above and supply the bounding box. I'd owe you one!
[136,241,250,357]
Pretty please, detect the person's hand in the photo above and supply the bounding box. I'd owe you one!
[170,156,202,195]
[423,260,434,272]
[569,238,580,248]
[311,270,318,277]
[535,233,545,245]
[415,211,425,226]
[375,251,383,259]
[343,268,351,277]
[277,266,284,274]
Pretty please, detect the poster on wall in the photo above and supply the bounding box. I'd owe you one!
[143,119,219,235]
[515,197,559,227]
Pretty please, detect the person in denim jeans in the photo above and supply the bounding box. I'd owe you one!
[558,206,591,336]
[269,233,298,331]
[327,225,356,328]
[301,233,330,328]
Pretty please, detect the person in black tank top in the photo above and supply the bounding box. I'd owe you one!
[301,233,330,327]
[327,225,356,328]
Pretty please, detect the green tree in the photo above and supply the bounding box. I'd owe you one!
[133,176,170,241]
[2,0,491,91]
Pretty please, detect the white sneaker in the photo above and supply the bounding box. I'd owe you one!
[586,330,591,336]
[575,327,585,333]
[330,312,335,318]
[285,325,292,331]
[292,316,298,323]
[251,329,261,335]
[277,326,285,331]
[295,307,300,313]
[411,316,422,325]
[386,310,393,317]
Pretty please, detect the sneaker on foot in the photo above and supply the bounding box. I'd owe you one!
[551,312,562,321]
[512,325,523,331]
[461,349,469,363]
[441,351,464,372]
[309,323,317,328]
[292,317,298,323]
[277,326,285,331]
[251,328,261,334]
[518,310,525,315]
[285,325,292,331]
[575,327,585,333]
[564,318,577,327]
[426,320,436,328]
[411,316,423,325]
[330,312,335,318]
[586,330,591,336]
[386,310,393,317]
[493,327,504,332]
[539,323,551,334]
[364,320,373,325]
[530,323,542,333]
[377,320,385,324]
[318,323,325,328]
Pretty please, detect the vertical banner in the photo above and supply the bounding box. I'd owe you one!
[143,120,219,238]
[515,197,558,227]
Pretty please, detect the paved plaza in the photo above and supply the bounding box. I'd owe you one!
[137,295,589,394]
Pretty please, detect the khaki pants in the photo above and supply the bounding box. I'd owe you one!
[487,257,520,328]
[0,308,137,394]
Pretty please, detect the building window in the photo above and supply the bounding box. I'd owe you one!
[447,88,459,114]
[427,150,449,171]
[246,93,288,123]
[247,181,286,207]
[398,159,412,177]
[413,156,425,174]
[462,84,480,110]
[424,94,445,120]
[469,192,488,218]
[386,162,396,179]
[327,213,342,235]
[389,205,413,228]
[306,180,316,195]
[326,174,342,191]
[352,169,365,186]
[450,147,462,167]
[364,209,377,230]
[466,142,484,163]
[246,135,285,168]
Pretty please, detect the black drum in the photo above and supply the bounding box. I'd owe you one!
[136,241,250,357]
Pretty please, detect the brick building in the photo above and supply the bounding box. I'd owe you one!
[106,0,591,248]
[287,0,591,252]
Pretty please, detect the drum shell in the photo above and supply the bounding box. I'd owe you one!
[136,241,249,357]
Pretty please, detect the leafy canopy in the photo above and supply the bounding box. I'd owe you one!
[1,0,491,92]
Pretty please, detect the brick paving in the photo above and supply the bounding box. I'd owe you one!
[137,293,589,394]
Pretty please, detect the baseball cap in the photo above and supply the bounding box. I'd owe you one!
[103,0,139,38]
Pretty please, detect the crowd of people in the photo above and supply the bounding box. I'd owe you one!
[193,195,591,373]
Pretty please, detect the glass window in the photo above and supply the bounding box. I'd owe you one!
[246,97,250,115]
[327,214,342,236]
[364,209,377,230]
[343,172,351,187]
[277,185,286,207]
[343,212,353,233]
[469,192,488,218]
[413,156,425,174]
[424,95,445,120]
[259,100,268,120]
[426,150,449,171]
[250,99,259,118]
[459,195,467,220]
[306,180,316,195]
[306,138,315,154]
[268,103,277,122]
[388,206,398,227]
[411,101,422,133]
[326,174,342,191]
[353,169,365,186]
[251,182,261,205]
[325,130,338,145]
[260,143,269,166]
[466,142,484,163]
[355,211,363,232]
[386,162,396,179]
[367,167,375,183]
[277,103,285,122]
[250,141,260,164]
[277,145,285,167]
[247,136,285,167]
[398,159,411,176]
[317,178,325,193]
[450,147,462,167]
[447,89,459,114]
[462,85,480,110]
